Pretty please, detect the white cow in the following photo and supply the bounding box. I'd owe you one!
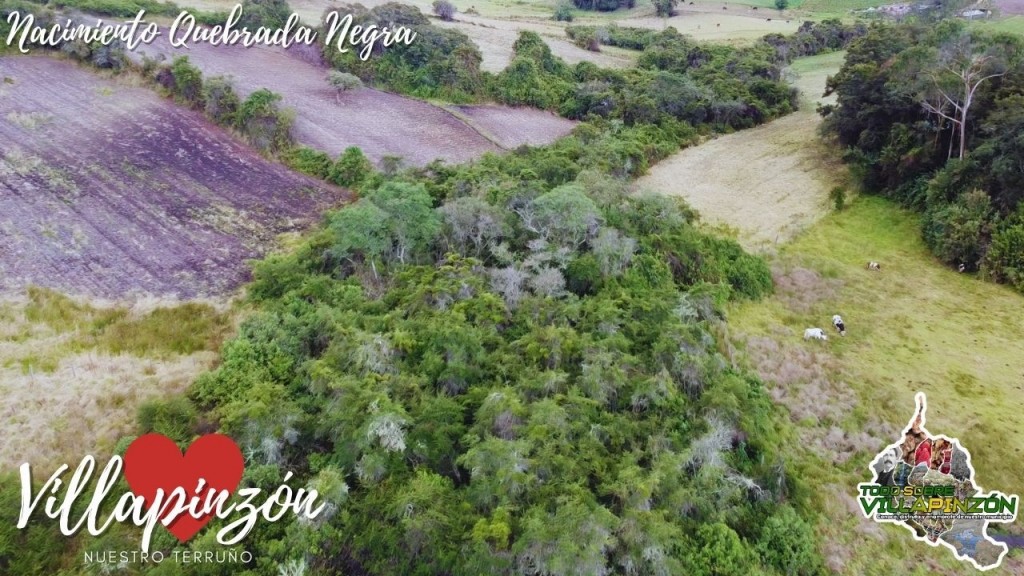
[804,328,828,341]
[867,261,881,271]
[832,314,846,336]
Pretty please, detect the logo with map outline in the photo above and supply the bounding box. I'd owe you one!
[857,392,1019,571]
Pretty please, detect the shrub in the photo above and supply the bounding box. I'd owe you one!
[775,0,788,9]
[284,146,333,179]
[553,0,574,22]
[755,506,823,575]
[169,56,203,107]
[829,186,846,211]
[328,70,363,96]
[922,190,991,271]
[238,0,292,29]
[202,75,239,124]
[328,146,374,188]
[432,0,456,21]
[234,88,294,153]
[137,396,198,444]
[654,0,677,17]
[982,218,1024,292]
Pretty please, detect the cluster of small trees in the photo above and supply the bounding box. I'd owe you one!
[170,134,807,575]
[825,19,1024,290]
[153,56,294,153]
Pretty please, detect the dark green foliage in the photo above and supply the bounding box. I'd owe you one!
[983,215,1024,290]
[44,0,226,23]
[328,146,375,188]
[922,189,991,270]
[756,505,824,575]
[49,0,180,17]
[283,146,333,179]
[0,474,68,575]
[168,56,203,107]
[201,75,239,125]
[237,0,292,29]
[829,186,846,210]
[163,105,816,572]
[654,0,677,17]
[775,0,788,9]
[566,24,657,51]
[553,0,574,22]
[137,396,198,444]
[322,4,482,102]
[826,21,1024,289]
[234,88,294,153]
[570,0,635,11]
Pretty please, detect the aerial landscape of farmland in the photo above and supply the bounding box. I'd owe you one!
[1,0,1022,574]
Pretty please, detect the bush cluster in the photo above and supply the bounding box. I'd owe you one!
[825,20,1024,289]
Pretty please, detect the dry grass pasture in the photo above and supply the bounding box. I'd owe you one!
[636,51,846,251]
[0,56,346,299]
[0,289,233,471]
[728,197,1024,575]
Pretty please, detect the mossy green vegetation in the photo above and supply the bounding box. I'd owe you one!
[15,287,231,358]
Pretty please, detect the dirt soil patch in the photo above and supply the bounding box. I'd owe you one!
[0,56,346,299]
[134,36,576,165]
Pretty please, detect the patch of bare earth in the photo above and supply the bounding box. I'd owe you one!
[994,0,1024,15]
[445,104,578,148]
[0,56,346,298]
[135,35,576,165]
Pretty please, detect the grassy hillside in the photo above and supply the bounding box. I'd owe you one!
[636,51,847,250]
[728,197,1024,574]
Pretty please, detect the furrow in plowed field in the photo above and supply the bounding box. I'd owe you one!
[134,38,576,165]
[0,56,347,299]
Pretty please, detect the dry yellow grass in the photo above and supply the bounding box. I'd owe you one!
[635,51,846,252]
[0,292,233,472]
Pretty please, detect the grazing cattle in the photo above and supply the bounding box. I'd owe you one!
[752,6,758,9]
[767,18,772,21]
[716,23,721,27]
[804,328,828,341]
[958,263,966,273]
[832,314,846,336]
[867,261,881,271]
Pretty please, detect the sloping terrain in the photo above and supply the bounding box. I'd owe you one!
[135,37,577,164]
[635,51,845,251]
[0,56,346,298]
[729,197,1024,575]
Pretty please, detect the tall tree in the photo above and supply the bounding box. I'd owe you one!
[913,34,1006,159]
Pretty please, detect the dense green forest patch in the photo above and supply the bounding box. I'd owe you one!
[824,19,1024,293]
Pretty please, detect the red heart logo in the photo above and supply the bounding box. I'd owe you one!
[123,433,245,542]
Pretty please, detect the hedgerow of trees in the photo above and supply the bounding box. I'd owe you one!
[823,19,1024,291]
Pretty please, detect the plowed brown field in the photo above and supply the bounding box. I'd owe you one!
[134,38,577,165]
[0,56,347,299]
